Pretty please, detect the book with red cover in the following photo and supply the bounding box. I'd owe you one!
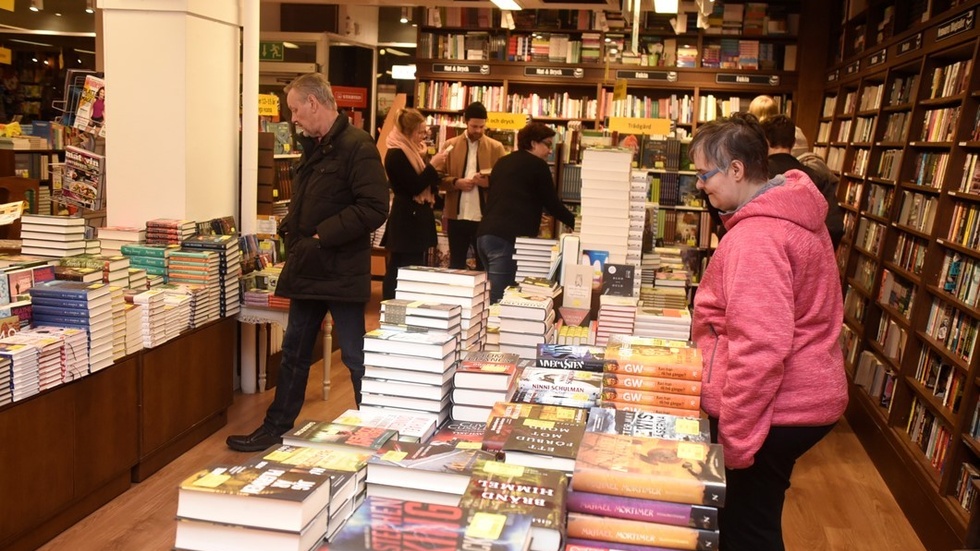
[326,496,534,551]
[430,420,488,444]
[281,420,397,453]
[571,432,726,507]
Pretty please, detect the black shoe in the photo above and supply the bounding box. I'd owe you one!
[226,426,281,452]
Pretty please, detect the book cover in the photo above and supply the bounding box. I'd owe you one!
[455,355,519,391]
[176,458,334,532]
[535,343,612,372]
[73,74,106,137]
[604,343,703,381]
[571,432,726,506]
[430,420,488,444]
[502,406,588,460]
[601,263,636,297]
[566,512,719,551]
[601,372,701,396]
[459,459,569,551]
[586,407,709,442]
[483,402,581,454]
[333,407,438,443]
[282,421,397,452]
[599,387,700,410]
[328,496,534,551]
[260,444,372,473]
[566,491,718,530]
[367,439,495,494]
[516,367,602,398]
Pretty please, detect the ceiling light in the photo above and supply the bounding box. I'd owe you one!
[400,7,409,24]
[29,0,43,12]
[282,42,299,49]
[384,48,409,57]
[32,57,38,62]
[55,12,61,16]
[654,0,678,13]
[86,0,95,13]
[491,0,522,11]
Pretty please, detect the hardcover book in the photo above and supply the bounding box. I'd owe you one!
[566,512,719,551]
[601,372,701,396]
[571,432,726,507]
[501,406,588,472]
[586,407,709,442]
[599,387,700,411]
[601,263,636,297]
[483,402,581,454]
[430,420,488,444]
[455,350,521,390]
[516,367,602,398]
[603,343,703,381]
[176,458,334,532]
[367,439,495,495]
[459,459,569,551]
[567,490,718,530]
[535,343,613,372]
[333,407,438,443]
[327,496,534,551]
[260,444,372,473]
[281,421,398,453]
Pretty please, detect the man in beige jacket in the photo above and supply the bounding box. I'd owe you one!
[439,101,507,270]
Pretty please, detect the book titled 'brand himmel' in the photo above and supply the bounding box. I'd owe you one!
[327,496,534,551]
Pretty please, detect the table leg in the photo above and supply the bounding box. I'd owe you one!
[257,323,268,392]
[240,324,258,394]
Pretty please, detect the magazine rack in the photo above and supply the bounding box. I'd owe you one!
[51,69,101,126]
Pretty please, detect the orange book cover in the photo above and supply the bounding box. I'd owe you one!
[601,372,702,396]
[600,387,701,410]
[566,512,719,550]
[604,343,703,381]
[571,432,725,506]
[598,399,701,418]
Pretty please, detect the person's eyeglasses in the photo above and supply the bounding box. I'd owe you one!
[540,140,554,149]
[696,166,722,182]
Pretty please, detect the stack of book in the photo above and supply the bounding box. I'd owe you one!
[180,234,242,318]
[512,365,603,409]
[0,355,10,406]
[167,250,221,321]
[568,432,724,550]
[460,459,569,551]
[535,343,612,371]
[145,218,196,246]
[32,326,88,382]
[497,291,556,358]
[601,336,703,417]
[633,305,692,341]
[175,455,351,551]
[133,288,168,348]
[108,285,127,360]
[394,266,489,352]
[579,148,633,265]
[594,294,638,346]
[122,303,143,355]
[451,350,521,422]
[53,265,102,283]
[59,254,131,286]
[3,330,63,391]
[162,292,193,341]
[485,302,501,351]
[159,282,212,329]
[120,243,173,281]
[97,226,146,256]
[380,298,462,342]
[513,237,558,280]
[29,280,114,372]
[0,342,39,401]
[365,438,495,506]
[332,407,439,443]
[361,326,459,425]
[19,214,88,258]
[127,268,148,290]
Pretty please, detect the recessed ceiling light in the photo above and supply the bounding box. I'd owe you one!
[86,0,95,13]
[29,0,43,12]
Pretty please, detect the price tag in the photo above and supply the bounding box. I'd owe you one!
[466,512,507,540]
[193,470,231,488]
[524,418,555,429]
[456,441,482,450]
[677,442,707,462]
[482,461,525,477]
[674,418,702,435]
[380,450,407,462]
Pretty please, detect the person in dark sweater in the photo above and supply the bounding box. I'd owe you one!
[762,114,845,249]
[381,108,450,299]
[476,122,576,303]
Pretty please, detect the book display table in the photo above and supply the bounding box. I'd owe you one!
[238,304,332,400]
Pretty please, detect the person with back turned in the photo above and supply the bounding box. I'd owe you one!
[227,73,389,453]
[438,101,507,270]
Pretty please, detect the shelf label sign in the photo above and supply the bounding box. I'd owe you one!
[486,112,527,130]
[259,42,285,62]
[897,33,923,55]
[608,117,671,136]
[867,48,887,67]
[937,9,975,41]
[615,70,675,82]
[613,79,628,101]
[258,94,279,117]
[432,63,490,75]
[844,60,861,75]
[524,67,584,78]
[715,74,779,86]
[827,69,839,83]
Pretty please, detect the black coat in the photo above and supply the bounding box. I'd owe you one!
[274,116,389,302]
[382,148,440,252]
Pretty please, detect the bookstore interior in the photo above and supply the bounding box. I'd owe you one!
[4,0,980,549]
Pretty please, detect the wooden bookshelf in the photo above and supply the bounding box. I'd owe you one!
[822,2,980,548]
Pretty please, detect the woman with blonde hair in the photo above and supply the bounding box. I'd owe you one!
[381,108,450,299]
[748,95,809,154]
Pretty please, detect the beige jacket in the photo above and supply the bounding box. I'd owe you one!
[438,133,506,220]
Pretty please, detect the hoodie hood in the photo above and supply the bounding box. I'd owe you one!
[722,169,828,234]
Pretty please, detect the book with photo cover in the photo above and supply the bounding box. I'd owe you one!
[281,420,398,453]
[73,74,106,137]
[586,406,709,442]
[367,439,496,495]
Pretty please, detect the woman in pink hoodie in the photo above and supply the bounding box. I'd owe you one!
[690,113,848,551]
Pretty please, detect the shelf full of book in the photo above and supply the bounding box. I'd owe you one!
[818,6,980,548]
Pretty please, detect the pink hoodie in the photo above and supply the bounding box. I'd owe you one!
[693,169,848,469]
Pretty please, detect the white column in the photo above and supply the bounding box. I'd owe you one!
[98,0,241,227]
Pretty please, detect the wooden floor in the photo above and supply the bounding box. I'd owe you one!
[39,282,926,551]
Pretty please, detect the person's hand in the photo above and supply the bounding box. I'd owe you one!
[430,147,450,171]
[455,177,476,191]
[473,173,489,188]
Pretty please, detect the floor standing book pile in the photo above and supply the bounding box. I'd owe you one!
[28,280,114,372]
[18,214,87,258]
[451,350,522,423]
[394,266,489,352]
[601,336,703,417]
[180,234,242,318]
